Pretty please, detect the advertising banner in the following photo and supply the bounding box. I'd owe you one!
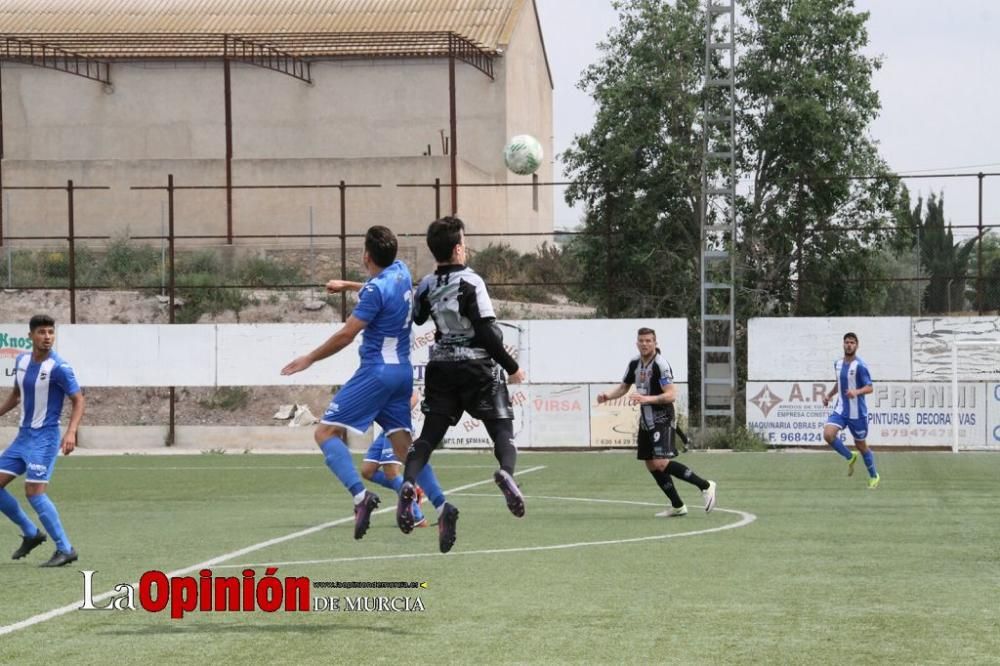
[988,383,1000,450]
[589,384,688,449]
[746,381,986,447]
[0,324,32,381]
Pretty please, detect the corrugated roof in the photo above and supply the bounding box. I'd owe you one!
[0,0,523,52]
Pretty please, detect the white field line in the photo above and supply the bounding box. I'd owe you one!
[217,502,757,569]
[0,465,545,637]
[60,465,503,472]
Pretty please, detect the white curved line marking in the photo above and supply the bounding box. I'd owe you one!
[218,495,756,570]
[0,466,546,637]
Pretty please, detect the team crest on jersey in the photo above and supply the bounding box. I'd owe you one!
[39,372,48,381]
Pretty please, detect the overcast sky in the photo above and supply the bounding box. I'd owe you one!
[535,0,1000,238]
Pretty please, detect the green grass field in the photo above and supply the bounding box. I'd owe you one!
[0,451,998,665]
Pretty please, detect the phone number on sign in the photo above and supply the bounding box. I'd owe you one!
[777,432,824,442]
[879,428,954,439]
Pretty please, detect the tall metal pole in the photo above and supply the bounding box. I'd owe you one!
[977,172,984,314]
[67,180,76,323]
[224,52,234,244]
[605,187,614,317]
[339,180,347,320]
[448,40,458,215]
[167,174,176,447]
[168,174,176,323]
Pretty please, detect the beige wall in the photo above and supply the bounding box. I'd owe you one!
[1,31,553,254]
[500,0,554,241]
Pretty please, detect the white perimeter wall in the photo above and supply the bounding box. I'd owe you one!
[747,317,1000,449]
[0,318,686,449]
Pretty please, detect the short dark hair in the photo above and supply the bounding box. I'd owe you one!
[427,216,465,263]
[843,332,858,342]
[637,327,656,338]
[29,314,55,332]
[364,226,398,268]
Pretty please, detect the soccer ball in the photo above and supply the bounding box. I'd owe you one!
[503,134,543,175]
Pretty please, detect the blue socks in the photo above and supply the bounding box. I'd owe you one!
[319,437,366,497]
[370,470,404,493]
[0,488,39,538]
[27,494,71,552]
[416,463,446,510]
[829,435,853,460]
[862,450,877,477]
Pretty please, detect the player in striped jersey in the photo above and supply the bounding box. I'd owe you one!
[822,332,880,488]
[598,328,716,517]
[398,216,527,553]
[0,314,84,567]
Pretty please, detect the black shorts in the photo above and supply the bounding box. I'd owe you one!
[636,423,676,460]
[423,359,513,425]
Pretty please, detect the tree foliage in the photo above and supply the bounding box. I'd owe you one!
[562,0,705,318]
[895,190,977,312]
[736,0,898,316]
[563,0,902,320]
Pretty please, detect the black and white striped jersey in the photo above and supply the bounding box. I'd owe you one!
[413,264,501,364]
[623,352,675,430]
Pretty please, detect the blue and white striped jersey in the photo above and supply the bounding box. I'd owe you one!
[12,351,81,429]
[831,357,872,420]
[351,260,413,366]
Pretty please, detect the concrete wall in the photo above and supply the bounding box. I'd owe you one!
[0,319,687,452]
[501,0,554,239]
[1,41,553,251]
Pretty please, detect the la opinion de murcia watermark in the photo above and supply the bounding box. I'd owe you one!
[78,569,426,618]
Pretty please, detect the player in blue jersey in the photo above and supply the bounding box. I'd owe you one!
[282,226,414,540]
[315,284,452,535]
[0,314,84,567]
[822,332,880,488]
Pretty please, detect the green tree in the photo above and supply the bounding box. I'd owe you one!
[561,0,705,318]
[971,232,1000,312]
[736,0,898,316]
[911,194,976,313]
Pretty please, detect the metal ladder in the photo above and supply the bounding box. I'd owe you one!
[700,1,737,427]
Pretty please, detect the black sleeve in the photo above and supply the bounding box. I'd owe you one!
[412,283,431,326]
[623,360,637,385]
[472,319,519,375]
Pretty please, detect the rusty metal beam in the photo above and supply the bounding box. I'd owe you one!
[226,35,311,83]
[0,31,494,79]
[1,36,110,84]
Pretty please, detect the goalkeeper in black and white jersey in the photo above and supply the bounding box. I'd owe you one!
[397,216,526,553]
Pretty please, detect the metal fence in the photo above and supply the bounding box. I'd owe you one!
[1,172,998,433]
[2,173,998,323]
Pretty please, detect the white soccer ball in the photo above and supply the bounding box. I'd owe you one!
[504,134,544,175]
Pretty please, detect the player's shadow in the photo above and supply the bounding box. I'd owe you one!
[99,623,411,637]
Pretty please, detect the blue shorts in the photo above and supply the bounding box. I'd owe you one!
[363,434,400,466]
[0,427,61,483]
[322,363,413,435]
[826,412,868,441]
